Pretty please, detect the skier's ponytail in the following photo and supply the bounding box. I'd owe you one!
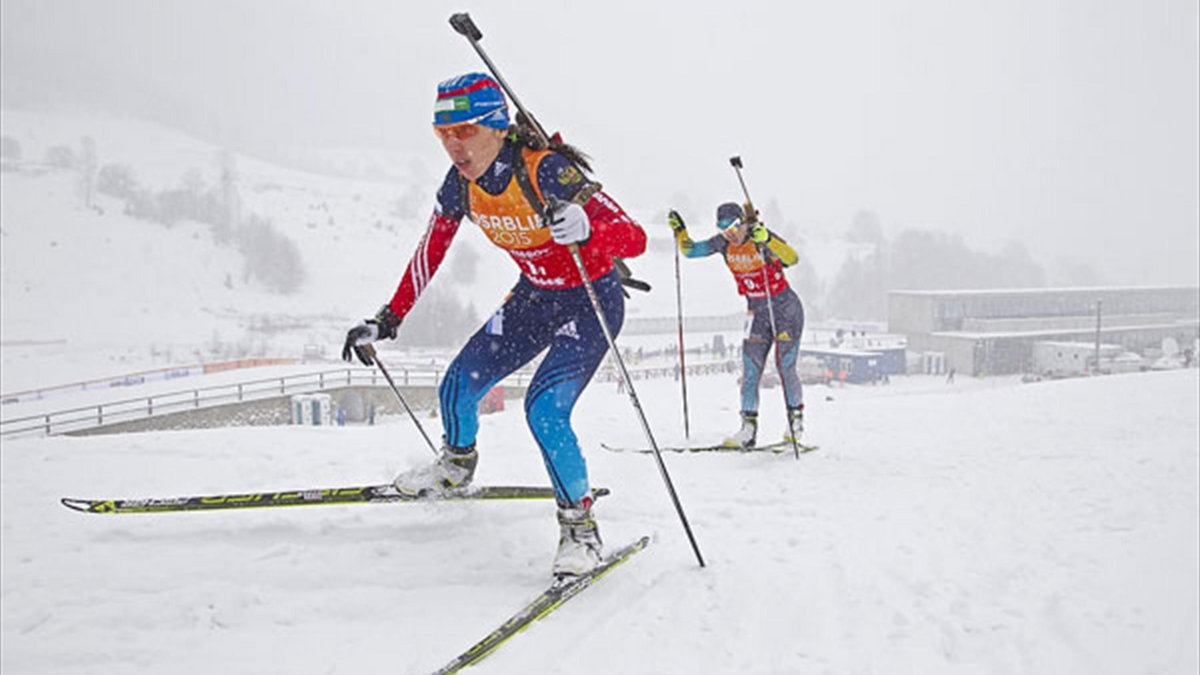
[509,111,593,174]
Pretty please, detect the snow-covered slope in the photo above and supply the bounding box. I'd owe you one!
[0,111,431,387]
[2,110,826,393]
[1,369,1196,674]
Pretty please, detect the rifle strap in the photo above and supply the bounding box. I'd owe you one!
[465,146,650,295]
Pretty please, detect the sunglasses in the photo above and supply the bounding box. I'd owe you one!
[717,217,742,231]
[433,123,483,141]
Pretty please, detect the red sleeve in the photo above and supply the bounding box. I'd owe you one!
[584,189,646,259]
[387,209,463,320]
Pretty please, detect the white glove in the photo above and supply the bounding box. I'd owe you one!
[548,201,591,245]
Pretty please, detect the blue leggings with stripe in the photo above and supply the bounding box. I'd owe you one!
[439,269,623,507]
[741,287,805,413]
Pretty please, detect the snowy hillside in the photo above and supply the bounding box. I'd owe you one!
[1,110,849,394]
[0,110,464,388]
[2,368,1197,674]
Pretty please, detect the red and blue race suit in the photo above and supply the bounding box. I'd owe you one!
[385,139,646,506]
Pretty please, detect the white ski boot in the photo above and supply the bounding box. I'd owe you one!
[722,412,758,449]
[392,444,477,497]
[552,499,603,579]
[782,406,805,443]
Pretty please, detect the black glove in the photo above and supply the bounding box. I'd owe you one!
[342,306,401,366]
[667,209,686,233]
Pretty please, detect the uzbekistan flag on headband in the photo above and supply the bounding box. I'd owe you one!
[434,73,509,129]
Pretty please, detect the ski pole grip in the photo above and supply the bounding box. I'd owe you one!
[449,13,482,41]
[729,155,755,215]
[543,195,563,227]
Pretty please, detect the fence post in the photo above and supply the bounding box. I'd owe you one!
[98,404,103,425]
[194,390,199,408]
[320,372,325,389]
[280,378,285,394]
[148,397,153,416]
[347,369,352,386]
[45,415,50,436]
[238,383,243,401]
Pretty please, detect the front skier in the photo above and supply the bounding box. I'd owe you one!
[668,203,806,448]
[343,73,647,577]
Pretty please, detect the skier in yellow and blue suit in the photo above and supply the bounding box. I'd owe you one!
[668,203,805,448]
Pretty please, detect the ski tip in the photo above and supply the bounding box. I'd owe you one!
[62,498,124,513]
[615,535,652,558]
[60,498,93,513]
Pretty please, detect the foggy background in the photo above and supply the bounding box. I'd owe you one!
[2,0,1197,288]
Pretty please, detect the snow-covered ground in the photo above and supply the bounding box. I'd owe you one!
[2,369,1197,675]
[3,109,1198,675]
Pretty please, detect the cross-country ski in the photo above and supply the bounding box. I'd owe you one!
[61,485,612,515]
[601,441,818,455]
[432,536,650,674]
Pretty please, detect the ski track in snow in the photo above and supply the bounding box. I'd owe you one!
[2,370,1198,675]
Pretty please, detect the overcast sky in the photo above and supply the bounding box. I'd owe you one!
[3,0,1197,286]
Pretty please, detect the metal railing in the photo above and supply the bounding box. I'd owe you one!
[0,366,532,439]
[0,358,738,440]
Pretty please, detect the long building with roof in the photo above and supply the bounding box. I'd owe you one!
[888,287,1200,376]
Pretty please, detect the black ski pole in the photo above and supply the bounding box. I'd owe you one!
[449,12,704,567]
[729,156,802,460]
[561,235,704,568]
[673,231,692,440]
[363,344,439,456]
